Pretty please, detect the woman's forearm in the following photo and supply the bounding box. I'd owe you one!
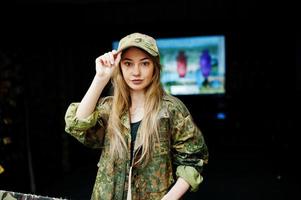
[76,50,120,120]
[76,75,110,119]
[162,177,190,200]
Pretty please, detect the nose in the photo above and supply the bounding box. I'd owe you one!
[132,64,141,76]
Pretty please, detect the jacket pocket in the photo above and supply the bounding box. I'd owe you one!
[135,141,174,195]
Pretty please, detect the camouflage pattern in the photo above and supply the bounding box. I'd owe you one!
[117,33,159,57]
[65,94,209,200]
[0,190,67,200]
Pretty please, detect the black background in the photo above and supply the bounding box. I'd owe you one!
[0,0,296,199]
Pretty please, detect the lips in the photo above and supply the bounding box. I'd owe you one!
[131,79,143,84]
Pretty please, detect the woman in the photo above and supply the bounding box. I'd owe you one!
[65,32,209,200]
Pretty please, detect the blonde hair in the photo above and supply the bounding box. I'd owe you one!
[107,50,164,165]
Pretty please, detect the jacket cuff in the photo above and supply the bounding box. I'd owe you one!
[176,165,203,192]
[65,103,98,131]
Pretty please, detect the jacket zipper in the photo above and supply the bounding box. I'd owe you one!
[127,136,136,200]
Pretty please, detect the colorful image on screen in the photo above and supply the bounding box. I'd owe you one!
[112,35,225,95]
[156,35,225,95]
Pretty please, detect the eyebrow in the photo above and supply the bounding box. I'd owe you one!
[140,58,150,61]
[122,57,150,61]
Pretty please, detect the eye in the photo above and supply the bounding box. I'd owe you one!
[123,61,132,67]
[141,61,150,67]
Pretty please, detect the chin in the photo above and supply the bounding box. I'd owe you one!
[129,85,146,91]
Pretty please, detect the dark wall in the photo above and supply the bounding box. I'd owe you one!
[0,1,295,199]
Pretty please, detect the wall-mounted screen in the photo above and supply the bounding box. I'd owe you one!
[113,35,226,95]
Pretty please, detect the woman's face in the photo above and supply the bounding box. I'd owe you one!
[120,47,154,92]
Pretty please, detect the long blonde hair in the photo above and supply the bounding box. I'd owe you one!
[107,49,164,165]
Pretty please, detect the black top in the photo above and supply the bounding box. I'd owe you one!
[130,120,141,162]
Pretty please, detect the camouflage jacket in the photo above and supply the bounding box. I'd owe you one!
[65,94,209,200]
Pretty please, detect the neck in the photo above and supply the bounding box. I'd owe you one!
[130,90,145,123]
[130,90,145,109]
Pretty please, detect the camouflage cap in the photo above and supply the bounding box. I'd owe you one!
[117,32,159,57]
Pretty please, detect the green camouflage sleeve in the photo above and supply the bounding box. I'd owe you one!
[64,97,111,149]
[171,101,209,192]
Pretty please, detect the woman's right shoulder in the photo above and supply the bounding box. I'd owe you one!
[96,96,113,110]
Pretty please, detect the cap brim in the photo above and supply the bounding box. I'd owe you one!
[117,44,158,57]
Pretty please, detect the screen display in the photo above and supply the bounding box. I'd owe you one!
[112,35,226,95]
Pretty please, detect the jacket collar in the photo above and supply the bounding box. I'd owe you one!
[120,111,130,130]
